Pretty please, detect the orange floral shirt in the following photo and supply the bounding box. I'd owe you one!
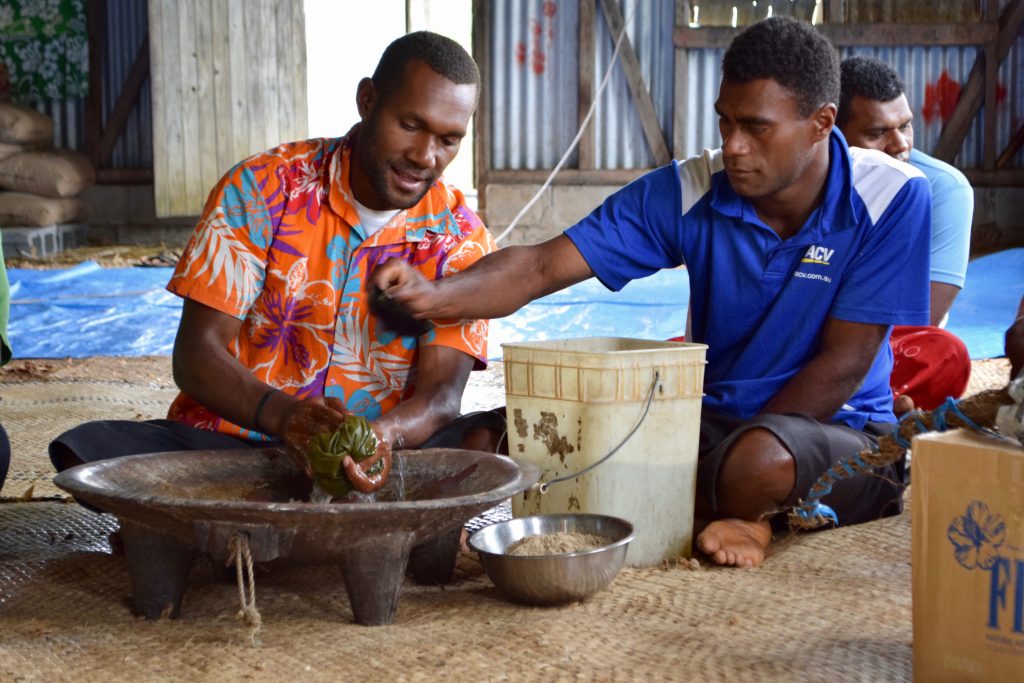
[166,128,494,439]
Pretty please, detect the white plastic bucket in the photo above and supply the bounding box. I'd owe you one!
[502,337,707,567]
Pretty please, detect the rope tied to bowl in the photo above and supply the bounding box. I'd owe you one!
[227,532,263,646]
[537,370,660,494]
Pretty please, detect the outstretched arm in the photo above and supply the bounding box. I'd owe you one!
[761,317,889,421]
[370,234,594,321]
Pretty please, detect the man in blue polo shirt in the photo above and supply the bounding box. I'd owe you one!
[838,55,973,414]
[371,17,931,568]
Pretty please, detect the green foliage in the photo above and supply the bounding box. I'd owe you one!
[305,415,380,497]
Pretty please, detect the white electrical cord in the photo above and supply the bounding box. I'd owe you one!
[493,2,638,244]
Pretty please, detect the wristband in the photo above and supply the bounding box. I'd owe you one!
[253,388,278,433]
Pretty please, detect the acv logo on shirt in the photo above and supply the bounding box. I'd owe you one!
[801,245,835,266]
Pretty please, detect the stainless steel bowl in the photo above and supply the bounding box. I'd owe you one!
[468,513,634,606]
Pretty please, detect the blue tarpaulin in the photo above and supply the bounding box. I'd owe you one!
[8,261,181,358]
[6,249,1019,360]
[6,263,690,360]
[945,247,1023,359]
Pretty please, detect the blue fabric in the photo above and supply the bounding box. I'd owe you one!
[7,261,181,358]
[6,260,691,361]
[945,247,1024,360]
[4,249,1014,364]
[489,268,690,352]
[566,131,931,429]
[909,149,973,288]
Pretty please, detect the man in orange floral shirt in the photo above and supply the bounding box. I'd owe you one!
[51,32,501,478]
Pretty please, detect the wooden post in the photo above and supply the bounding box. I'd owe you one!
[471,0,490,216]
[983,0,999,170]
[672,0,689,160]
[85,0,107,167]
[995,122,1024,170]
[577,0,595,171]
[826,0,845,23]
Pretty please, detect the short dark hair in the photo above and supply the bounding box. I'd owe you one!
[372,31,479,100]
[722,16,839,118]
[838,56,906,126]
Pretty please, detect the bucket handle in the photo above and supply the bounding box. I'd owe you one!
[537,369,661,494]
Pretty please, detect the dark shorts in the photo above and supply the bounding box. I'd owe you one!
[49,409,508,471]
[697,410,904,527]
[0,422,10,492]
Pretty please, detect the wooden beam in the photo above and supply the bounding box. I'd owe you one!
[983,41,998,170]
[984,0,1001,170]
[826,0,845,23]
[95,35,149,167]
[963,168,1024,186]
[486,168,649,185]
[598,0,671,166]
[84,0,106,166]
[472,0,490,212]
[995,122,1024,170]
[96,168,153,185]
[674,23,998,49]
[933,0,1024,162]
[577,0,595,171]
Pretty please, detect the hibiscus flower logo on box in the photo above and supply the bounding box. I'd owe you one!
[947,500,1007,571]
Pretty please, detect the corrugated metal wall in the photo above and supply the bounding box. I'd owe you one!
[680,39,1024,168]
[489,0,1024,171]
[996,27,1024,167]
[103,0,152,169]
[490,0,580,170]
[489,0,676,171]
[29,0,152,168]
[592,0,674,169]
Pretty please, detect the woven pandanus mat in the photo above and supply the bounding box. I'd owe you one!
[964,357,1011,396]
[0,380,180,499]
[0,501,912,682]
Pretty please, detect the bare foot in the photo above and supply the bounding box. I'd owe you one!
[696,518,772,568]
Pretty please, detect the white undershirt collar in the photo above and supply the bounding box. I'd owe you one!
[353,198,401,238]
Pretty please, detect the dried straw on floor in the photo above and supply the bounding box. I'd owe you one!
[0,380,178,499]
[0,501,912,682]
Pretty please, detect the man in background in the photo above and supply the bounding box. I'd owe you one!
[838,55,973,412]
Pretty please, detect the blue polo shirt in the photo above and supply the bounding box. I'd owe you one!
[565,130,931,429]
[909,148,972,289]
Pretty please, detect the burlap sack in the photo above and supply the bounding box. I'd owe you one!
[0,191,84,226]
[0,102,53,144]
[0,140,48,163]
[0,149,95,197]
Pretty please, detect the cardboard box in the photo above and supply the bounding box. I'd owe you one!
[912,429,1024,682]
